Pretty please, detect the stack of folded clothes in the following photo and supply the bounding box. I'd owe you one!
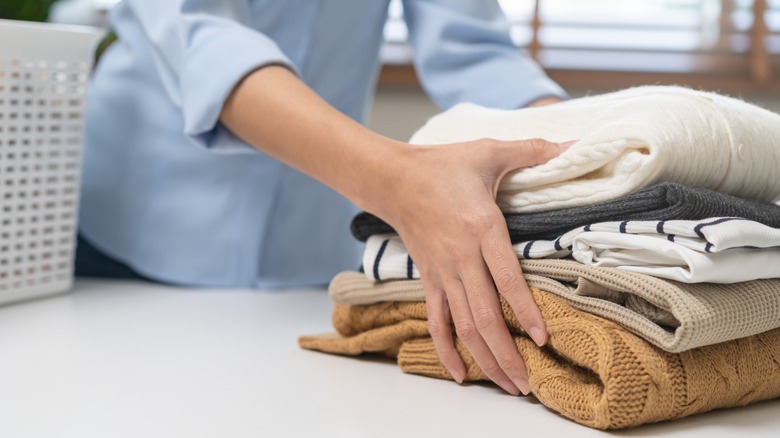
[299,86,780,430]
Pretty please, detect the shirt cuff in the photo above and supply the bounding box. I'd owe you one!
[179,19,299,152]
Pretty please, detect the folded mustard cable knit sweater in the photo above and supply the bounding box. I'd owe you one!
[330,260,780,353]
[409,86,780,212]
[299,287,780,430]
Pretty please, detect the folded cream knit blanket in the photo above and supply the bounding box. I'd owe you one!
[332,260,780,353]
[299,286,780,430]
[410,86,780,212]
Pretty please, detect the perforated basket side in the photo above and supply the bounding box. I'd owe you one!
[0,20,101,304]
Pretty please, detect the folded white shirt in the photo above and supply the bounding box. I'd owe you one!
[364,218,780,283]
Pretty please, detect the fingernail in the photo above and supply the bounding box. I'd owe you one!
[450,368,465,384]
[499,379,521,396]
[514,378,531,396]
[529,327,547,347]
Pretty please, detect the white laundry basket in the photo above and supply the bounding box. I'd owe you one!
[0,19,101,305]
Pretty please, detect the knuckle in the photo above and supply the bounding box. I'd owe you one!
[473,306,502,336]
[427,318,450,338]
[475,137,499,148]
[525,138,555,161]
[528,137,552,152]
[493,266,520,294]
[512,298,535,321]
[442,239,466,263]
[480,362,502,378]
[497,355,519,373]
[454,319,478,343]
[460,211,493,236]
[419,266,437,282]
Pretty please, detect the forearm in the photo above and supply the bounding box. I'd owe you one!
[220,64,567,395]
[219,65,402,211]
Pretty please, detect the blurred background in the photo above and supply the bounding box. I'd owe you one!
[376,0,780,139]
[2,0,779,140]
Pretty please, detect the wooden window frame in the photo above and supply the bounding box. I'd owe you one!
[380,0,780,93]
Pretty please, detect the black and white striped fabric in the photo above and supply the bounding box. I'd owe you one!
[363,234,420,281]
[364,218,780,283]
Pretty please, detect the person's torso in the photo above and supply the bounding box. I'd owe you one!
[79,0,392,287]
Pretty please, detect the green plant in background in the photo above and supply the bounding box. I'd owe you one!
[0,0,58,22]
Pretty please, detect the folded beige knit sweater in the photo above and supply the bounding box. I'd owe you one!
[299,287,780,430]
[331,260,780,353]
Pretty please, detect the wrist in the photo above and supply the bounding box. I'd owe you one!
[344,136,411,217]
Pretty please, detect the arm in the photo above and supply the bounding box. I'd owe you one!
[127,0,563,395]
[391,0,568,393]
[220,66,568,396]
[118,0,297,149]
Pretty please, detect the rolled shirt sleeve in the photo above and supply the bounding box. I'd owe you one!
[402,0,568,110]
[122,0,299,148]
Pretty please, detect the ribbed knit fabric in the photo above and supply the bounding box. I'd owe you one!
[350,182,780,243]
[329,272,425,304]
[299,288,780,430]
[408,86,780,213]
[328,261,780,352]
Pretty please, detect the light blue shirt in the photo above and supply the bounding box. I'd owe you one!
[79,0,567,288]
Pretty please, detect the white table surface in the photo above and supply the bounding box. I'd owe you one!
[1,279,778,438]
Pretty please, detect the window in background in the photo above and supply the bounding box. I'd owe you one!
[11,0,776,90]
[382,0,412,64]
[382,0,780,90]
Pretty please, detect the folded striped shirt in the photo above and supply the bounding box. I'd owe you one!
[364,217,780,283]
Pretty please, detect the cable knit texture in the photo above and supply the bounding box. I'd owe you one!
[299,286,780,430]
[409,86,780,212]
[350,182,780,242]
[328,261,780,352]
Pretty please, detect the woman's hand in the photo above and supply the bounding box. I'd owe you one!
[365,138,569,395]
[220,66,566,394]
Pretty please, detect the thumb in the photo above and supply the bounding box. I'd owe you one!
[495,138,575,173]
[482,138,574,198]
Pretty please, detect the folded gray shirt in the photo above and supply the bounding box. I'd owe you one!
[350,182,780,243]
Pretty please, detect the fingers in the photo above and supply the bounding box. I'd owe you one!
[525,96,562,107]
[460,266,533,394]
[416,209,536,396]
[382,137,552,397]
[423,276,466,383]
[442,276,525,396]
[481,221,547,348]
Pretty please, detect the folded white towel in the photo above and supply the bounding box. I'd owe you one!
[364,218,780,283]
[410,86,780,212]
